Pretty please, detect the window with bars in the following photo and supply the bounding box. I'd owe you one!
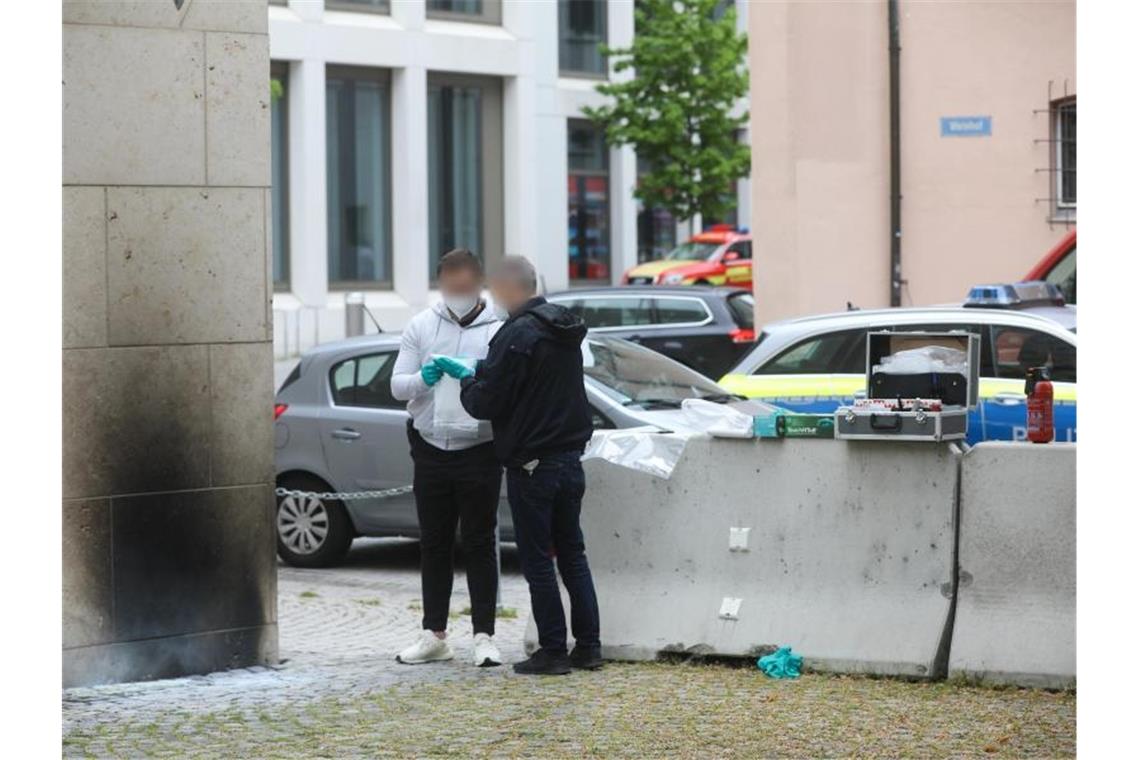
[1053,98,1076,209]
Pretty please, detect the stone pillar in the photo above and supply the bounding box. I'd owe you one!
[62,0,277,687]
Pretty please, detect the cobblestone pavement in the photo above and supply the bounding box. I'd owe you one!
[63,538,1075,758]
[63,540,532,748]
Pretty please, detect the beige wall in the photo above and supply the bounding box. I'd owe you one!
[750,0,1075,324]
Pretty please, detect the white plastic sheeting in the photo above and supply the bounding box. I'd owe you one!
[874,345,968,375]
[680,399,754,438]
[581,428,691,479]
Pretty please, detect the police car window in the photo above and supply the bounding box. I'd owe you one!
[577,298,653,328]
[754,329,865,375]
[329,352,401,408]
[1045,246,1076,305]
[653,298,710,325]
[898,323,993,377]
[989,326,1076,383]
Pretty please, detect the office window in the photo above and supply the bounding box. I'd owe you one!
[326,67,393,287]
[427,74,503,278]
[567,119,610,282]
[560,0,607,76]
[1053,97,1076,208]
[326,0,390,12]
[270,62,289,288]
[636,156,675,263]
[427,0,501,24]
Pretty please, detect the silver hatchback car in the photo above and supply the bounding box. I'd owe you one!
[274,333,761,566]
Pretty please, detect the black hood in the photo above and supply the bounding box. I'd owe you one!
[522,298,587,346]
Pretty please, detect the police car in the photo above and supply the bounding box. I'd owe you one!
[718,285,1076,444]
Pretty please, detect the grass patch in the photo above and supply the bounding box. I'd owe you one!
[354,598,382,607]
[64,663,1075,758]
[298,590,319,599]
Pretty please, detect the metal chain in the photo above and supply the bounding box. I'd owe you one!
[274,485,414,502]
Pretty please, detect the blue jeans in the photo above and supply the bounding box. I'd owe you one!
[506,451,600,654]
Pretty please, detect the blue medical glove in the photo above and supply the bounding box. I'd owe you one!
[434,356,474,380]
[421,362,443,386]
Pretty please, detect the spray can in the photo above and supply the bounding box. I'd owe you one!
[1025,366,1054,444]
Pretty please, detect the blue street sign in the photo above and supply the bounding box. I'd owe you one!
[940,116,992,137]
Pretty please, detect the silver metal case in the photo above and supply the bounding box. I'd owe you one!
[835,331,981,442]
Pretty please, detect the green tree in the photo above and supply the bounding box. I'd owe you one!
[584,0,749,231]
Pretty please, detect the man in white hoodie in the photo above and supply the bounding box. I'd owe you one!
[390,249,504,668]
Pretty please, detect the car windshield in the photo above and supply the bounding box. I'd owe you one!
[665,241,720,261]
[582,337,726,407]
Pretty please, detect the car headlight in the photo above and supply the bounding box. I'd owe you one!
[660,273,685,285]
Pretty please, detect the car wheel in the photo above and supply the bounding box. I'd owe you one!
[275,475,353,568]
[693,279,709,285]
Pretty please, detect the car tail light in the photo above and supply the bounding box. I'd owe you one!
[729,328,756,344]
[274,403,288,420]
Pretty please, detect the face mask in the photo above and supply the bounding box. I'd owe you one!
[443,294,478,319]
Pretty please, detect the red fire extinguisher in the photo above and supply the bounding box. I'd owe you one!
[1025,366,1054,444]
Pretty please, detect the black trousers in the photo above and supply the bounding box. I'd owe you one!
[506,451,600,654]
[408,423,502,635]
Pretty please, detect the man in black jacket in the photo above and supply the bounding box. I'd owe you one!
[434,256,602,675]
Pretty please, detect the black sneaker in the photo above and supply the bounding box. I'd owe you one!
[570,647,604,671]
[512,649,571,676]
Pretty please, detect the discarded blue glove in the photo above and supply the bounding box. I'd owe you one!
[421,363,443,387]
[434,355,474,380]
[757,646,802,679]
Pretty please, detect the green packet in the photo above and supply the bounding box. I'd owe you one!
[753,412,835,439]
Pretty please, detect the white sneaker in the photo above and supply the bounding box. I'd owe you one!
[396,630,454,665]
[473,633,502,667]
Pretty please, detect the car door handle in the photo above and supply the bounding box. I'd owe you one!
[330,428,361,440]
[662,341,683,350]
[992,392,1025,406]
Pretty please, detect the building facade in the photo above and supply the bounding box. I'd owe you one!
[749,0,1075,324]
[269,0,750,357]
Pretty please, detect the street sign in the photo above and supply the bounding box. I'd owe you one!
[940,116,992,137]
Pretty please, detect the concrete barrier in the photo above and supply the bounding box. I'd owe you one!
[578,437,961,678]
[949,442,1076,688]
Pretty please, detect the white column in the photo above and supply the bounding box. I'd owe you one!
[504,75,539,260]
[535,114,569,292]
[391,65,430,309]
[530,0,568,292]
[734,1,752,231]
[502,0,540,265]
[288,58,328,308]
[288,0,324,23]
[610,145,638,283]
[736,123,753,231]
[608,0,638,283]
[389,0,426,28]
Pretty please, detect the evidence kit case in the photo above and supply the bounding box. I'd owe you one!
[835,331,980,442]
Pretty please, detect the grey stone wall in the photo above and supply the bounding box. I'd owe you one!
[62,0,276,687]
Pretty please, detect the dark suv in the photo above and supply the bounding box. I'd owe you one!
[546,285,757,379]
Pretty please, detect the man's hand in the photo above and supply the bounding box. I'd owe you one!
[421,363,443,386]
[434,356,474,380]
